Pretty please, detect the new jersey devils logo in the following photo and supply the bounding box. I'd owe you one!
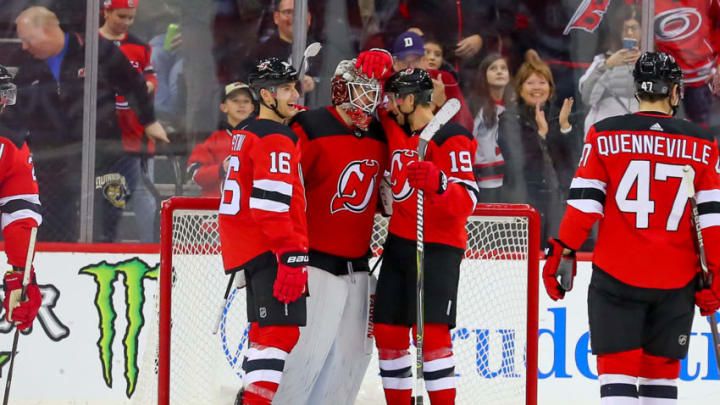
[655,8,702,42]
[390,149,417,202]
[330,159,380,214]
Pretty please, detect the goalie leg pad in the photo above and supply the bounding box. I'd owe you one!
[306,273,375,404]
[241,322,299,404]
[375,322,413,405]
[272,267,348,405]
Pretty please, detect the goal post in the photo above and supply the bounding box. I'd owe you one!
[143,197,540,405]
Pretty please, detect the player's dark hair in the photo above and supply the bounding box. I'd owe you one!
[469,53,512,128]
[386,68,434,107]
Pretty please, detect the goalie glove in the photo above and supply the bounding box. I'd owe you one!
[355,48,393,80]
[407,161,447,194]
[542,238,577,301]
[273,248,309,304]
[695,272,720,316]
[3,269,42,331]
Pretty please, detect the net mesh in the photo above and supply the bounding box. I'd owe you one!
[137,205,534,405]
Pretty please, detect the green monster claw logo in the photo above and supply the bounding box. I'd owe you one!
[79,258,158,398]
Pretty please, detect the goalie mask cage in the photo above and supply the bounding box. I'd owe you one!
[136,197,539,405]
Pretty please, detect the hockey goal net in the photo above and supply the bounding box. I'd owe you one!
[136,197,539,405]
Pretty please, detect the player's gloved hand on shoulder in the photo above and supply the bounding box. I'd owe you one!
[542,238,576,301]
[3,268,41,331]
[695,273,720,316]
[273,248,309,304]
[407,161,447,194]
[356,48,393,80]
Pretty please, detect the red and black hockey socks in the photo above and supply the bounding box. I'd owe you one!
[241,323,299,405]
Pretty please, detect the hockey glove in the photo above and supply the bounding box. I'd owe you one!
[356,48,393,80]
[273,248,309,304]
[695,273,720,316]
[542,238,577,301]
[3,269,42,331]
[407,161,447,194]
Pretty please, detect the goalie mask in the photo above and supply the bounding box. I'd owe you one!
[0,64,16,109]
[331,59,381,131]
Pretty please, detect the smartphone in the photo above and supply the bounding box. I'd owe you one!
[163,23,180,51]
[622,38,637,50]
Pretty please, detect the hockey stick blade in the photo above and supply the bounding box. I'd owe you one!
[298,42,322,79]
[416,98,461,160]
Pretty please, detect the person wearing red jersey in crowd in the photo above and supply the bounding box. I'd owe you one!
[271,59,387,405]
[100,0,167,242]
[217,58,307,405]
[0,65,42,331]
[543,52,720,405]
[362,62,479,403]
[187,82,256,197]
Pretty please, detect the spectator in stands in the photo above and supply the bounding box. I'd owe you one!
[468,53,512,202]
[100,0,161,243]
[579,5,641,135]
[149,18,185,127]
[13,6,167,242]
[423,36,457,81]
[391,31,473,131]
[186,82,256,197]
[498,50,580,245]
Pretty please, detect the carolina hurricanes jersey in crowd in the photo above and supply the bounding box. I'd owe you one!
[0,128,42,268]
[101,32,158,153]
[378,109,479,249]
[559,111,720,289]
[218,118,308,272]
[654,0,720,86]
[290,107,388,259]
[187,120,250,197]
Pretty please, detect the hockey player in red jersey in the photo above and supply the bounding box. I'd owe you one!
[217,58,308,405]
[0,65,42,331]
[543,52,720,405]
[272,59,387,404]
[374,68,479,405]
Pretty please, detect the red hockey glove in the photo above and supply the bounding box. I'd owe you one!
[695,273,720,316]
[542,238,577,301]
[407,161,448,194]
[273,248,309,304]
[356,48,393,80]
[3,269,42,331]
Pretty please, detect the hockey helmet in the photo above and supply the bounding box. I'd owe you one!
[331,59,381,130]
[247,57,298,93]
[633,51,683,97]
[386,68,434,105]
[0,64,16,107]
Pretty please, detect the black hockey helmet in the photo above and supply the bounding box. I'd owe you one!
[0,64,16,106]
[633,51,683,97]
[247,57,298,93]
[386,68,434,105]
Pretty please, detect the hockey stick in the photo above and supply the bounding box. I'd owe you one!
[3,227,38,405]
[298,42,322,80]
[682,165,720,369]
[413,99,461,404]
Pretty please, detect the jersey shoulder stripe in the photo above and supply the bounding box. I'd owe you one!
[432,121,473,147]
[247,119,299,144]
[292,107,387,143]
[593,112,712,142]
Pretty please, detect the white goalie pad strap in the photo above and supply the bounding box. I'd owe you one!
[244,369,283,385]
[2,210,43,230]
[245,347,289,361]
[381,376,413,390]
[423,356,455,372]
[424,376,456,392]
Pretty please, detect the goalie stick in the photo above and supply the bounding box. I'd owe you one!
[414,98,461,404]
[3,227,37,405]
[682,165,720,369]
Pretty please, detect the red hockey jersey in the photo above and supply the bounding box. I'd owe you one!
[102,32,158,153]
[218,118,308,272]
[379,109,479,249]
[0,131,42,269]
[559,111,720,289]
[654,0,720,86]
[291,107,388,258]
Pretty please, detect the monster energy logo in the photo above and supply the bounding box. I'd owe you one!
[79,258,157,398]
